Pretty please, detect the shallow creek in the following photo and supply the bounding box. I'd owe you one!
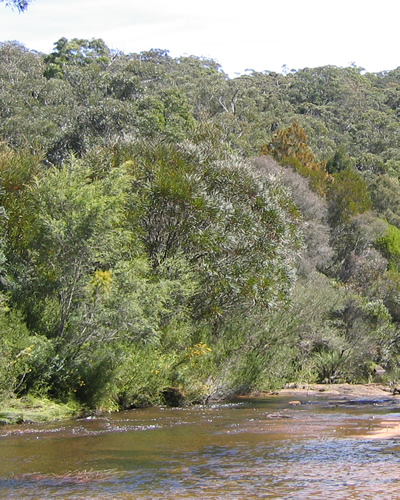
[1,393,400,499]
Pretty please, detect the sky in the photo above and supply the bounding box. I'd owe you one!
[0,0,399,77]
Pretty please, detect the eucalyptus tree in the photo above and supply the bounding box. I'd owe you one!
[44,37,111,79]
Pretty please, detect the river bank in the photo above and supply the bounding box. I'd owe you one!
[271,382,398,399]
[0,395,81,425]
[1,383,399,426]
[254,382,400,441]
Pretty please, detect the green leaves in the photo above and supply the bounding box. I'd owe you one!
[5,159,134,340]
[376,223,400,272]
[44,38,111,79]
[133,141,302,321]
[328,169,372,224]
[5,39,400,406]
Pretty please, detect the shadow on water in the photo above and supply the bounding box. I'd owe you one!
[1,394,400,499]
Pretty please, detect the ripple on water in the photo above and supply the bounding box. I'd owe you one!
[3,397,400,499]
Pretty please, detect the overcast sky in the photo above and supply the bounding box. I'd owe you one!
[1,0,399,76]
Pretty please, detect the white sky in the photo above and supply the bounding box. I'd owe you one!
[1,0,399,77]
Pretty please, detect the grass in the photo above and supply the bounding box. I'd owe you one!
[0,395,82,424]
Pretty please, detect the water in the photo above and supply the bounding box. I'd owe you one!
[1,394,400,499]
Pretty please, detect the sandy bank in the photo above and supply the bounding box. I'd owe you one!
[273,383,396,399]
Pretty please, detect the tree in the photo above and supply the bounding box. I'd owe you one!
[369,174,400,228]
[0,42,75,155]
[133,140,302,322]
[2,149,204,403]
[326,148,353,174]
[4,158,139,348]
[251,155,333,276]
[328,169,372,225]
[263,121,324,171]
[44,38,111,79]
[328,212,388,286]
[376,223,400,273]
[1,0,31,12]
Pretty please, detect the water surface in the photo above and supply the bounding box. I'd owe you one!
[1,394,400,499]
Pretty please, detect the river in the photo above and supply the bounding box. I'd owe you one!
[1,392,400,499]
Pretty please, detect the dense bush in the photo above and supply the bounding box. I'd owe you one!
[2,38,400,412]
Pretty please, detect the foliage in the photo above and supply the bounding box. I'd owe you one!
[0,396,80,425]
[369,174,400,228]
[0,293,54,397]
[376,223,400,272]
[1,0,30,12]
[132,140,302,321]
[328,169,372,224]
[263,121,324,171]
[44,38,111,79]
[326,148,354,174]
[262,122,332,197]
[3,39,400,413]
[251,155,333,275]
[1,41,400,172]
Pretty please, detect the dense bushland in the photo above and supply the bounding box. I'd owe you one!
[2,38,400,415]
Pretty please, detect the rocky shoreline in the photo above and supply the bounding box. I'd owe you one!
[259,383,400,440]
[273,382,398,399]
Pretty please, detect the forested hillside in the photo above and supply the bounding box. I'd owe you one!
[1,38,400,416]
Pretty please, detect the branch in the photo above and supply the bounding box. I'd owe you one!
[2,0,32,12]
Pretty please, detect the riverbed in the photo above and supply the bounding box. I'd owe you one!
[1,389,400,499]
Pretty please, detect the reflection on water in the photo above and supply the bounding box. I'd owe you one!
[1,395,400,499]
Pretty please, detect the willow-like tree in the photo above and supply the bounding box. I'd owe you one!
[132,140,302,322]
